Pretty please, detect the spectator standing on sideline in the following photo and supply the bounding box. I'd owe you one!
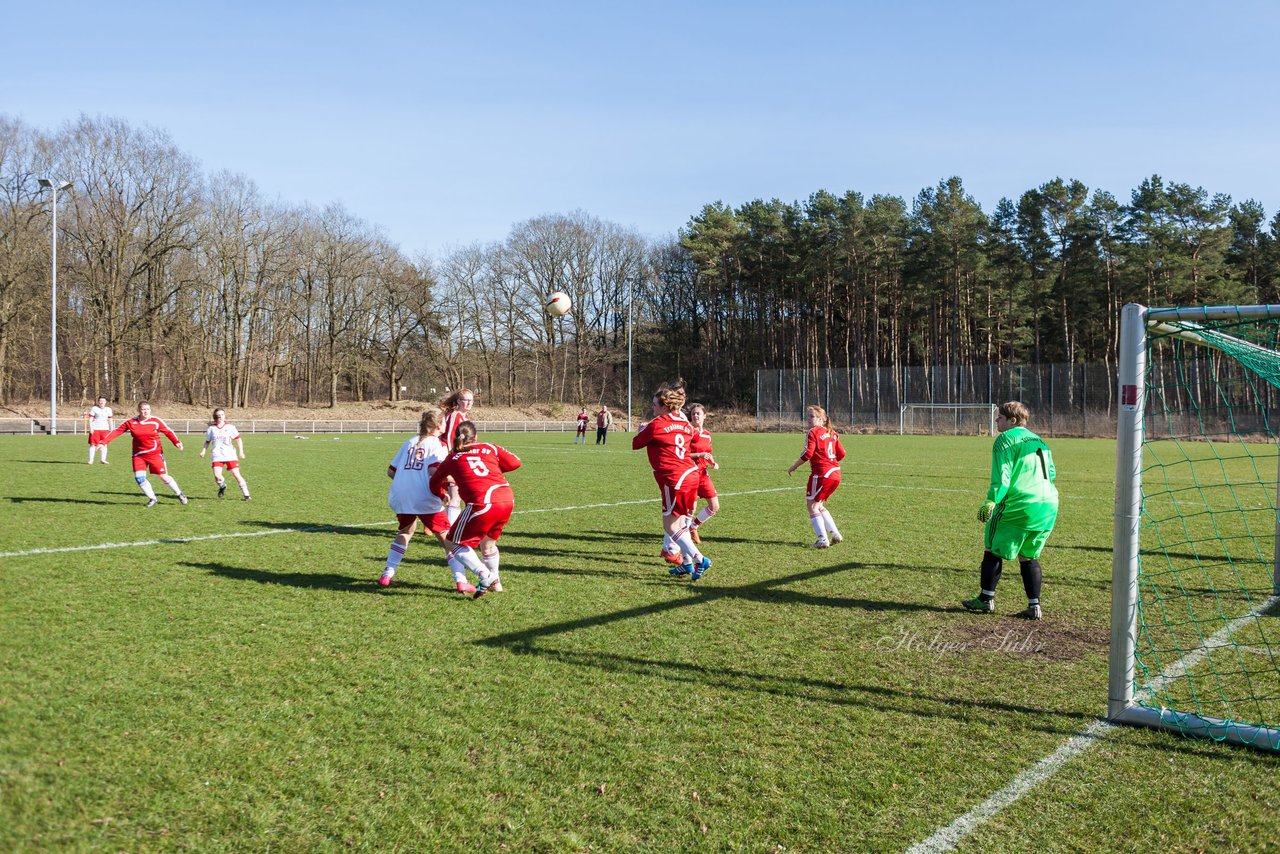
[596,405,613,445]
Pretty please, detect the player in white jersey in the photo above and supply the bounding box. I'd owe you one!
[380,408,461,591]
[85,397,114,464]
[199,408,251,500]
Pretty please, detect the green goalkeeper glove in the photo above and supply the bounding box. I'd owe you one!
[978,501,996,523]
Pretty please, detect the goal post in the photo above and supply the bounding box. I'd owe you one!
[1110,302,1280,752]
[898,403,998,436]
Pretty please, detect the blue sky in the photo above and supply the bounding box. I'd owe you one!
[5,1,1277,255]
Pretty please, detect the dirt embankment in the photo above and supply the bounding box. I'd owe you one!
[4,400,760,431]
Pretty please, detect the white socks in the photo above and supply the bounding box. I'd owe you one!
[821,509,841,539]
[810,514,827,540]
[385,540,407,571]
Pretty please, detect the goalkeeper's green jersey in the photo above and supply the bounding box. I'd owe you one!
[986,425,1058,529]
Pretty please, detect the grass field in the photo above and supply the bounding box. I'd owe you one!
[2,431,1278,852]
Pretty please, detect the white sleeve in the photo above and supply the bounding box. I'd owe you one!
[390,438,411,470]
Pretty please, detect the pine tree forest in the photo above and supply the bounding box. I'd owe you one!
[3,115,1278,409]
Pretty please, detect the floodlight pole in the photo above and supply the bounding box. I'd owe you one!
[38,179,72,436]
[627,276,633,431]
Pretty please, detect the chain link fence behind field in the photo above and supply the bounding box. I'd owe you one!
[756,361,1280,438]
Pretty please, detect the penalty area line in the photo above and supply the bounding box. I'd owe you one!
[0,486,803,559]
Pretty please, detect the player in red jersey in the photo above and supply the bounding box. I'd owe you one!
[685,403,720,546]
[429,421,522,599]
[574,407,589,444]
[633,380,712,580]
[439,388,475,524]
[101,401,188,507]
[787,404,846,548]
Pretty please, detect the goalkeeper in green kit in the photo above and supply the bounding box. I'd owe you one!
[962,401,1057,620]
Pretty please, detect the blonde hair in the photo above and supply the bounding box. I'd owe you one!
[999,401,1030,426]
[417,407,444,439]
[440,388,475,412]
[807,405,832,431]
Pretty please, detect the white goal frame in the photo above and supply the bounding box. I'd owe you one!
[898,403,997,436]
[1111,302,1280,751]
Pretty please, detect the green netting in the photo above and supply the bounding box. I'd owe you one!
[1138,311,1280,749]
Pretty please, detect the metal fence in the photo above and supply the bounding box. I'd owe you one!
[758,357,1280,438]
[757,364,1118,436]
[0,419,581,436]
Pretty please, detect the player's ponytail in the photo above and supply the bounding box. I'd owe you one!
[418,407,444,440]
[453,420,477,450]
[655,378,687,412]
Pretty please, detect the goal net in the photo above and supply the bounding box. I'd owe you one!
[1111,303,1280,751]
[898,403,997,436]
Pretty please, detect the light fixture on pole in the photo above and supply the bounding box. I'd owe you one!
[37,179,72,436]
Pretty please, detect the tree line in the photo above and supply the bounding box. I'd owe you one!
[3,114,1278,410]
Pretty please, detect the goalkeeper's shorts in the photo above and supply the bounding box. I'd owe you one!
[984,510,1054,561]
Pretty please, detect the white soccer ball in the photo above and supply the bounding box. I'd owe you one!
[544,291,572,317]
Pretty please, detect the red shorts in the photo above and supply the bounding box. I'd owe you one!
[447,501,513,548]
[212,459,240,471]
[397,511,451,535]
[806,470,841,502]
[89,430,110,445]
[697,471,717,500]
[658,475,699,517]
[133,452,167,476]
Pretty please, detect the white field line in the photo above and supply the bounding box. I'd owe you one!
[906,595,1280,854]
[0,486,802,559]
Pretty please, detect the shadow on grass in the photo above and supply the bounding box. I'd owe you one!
[240,520,391,538]
[15,459,88,465]
[476,561,946,650]
[499,645,1095,736]
[179,560,452,597]
[8,494,132,506]
[468,559,1122,736]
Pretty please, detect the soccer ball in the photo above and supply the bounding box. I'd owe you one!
[544,292,571,317]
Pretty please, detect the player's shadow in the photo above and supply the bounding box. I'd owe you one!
[496,645,1095,737]
[8,494,128,506]
[498,541,640,568]
[239,520,390,538]
[179,560,447,597]
[585,528,766,546]
[476,562,944,652]
[16,460,86,465]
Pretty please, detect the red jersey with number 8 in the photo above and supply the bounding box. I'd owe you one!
[801,426,845,476]
[632,411,698,484]
[429,442,522,505]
